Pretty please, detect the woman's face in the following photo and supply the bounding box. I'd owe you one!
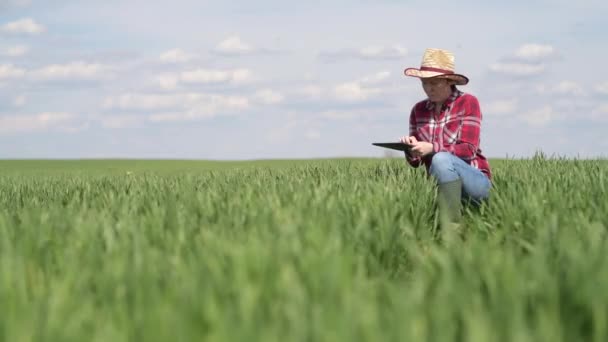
[421,77,453,103]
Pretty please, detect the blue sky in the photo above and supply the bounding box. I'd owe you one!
[1,0,607,159]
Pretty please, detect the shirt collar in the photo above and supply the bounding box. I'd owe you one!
[425,88,463,111]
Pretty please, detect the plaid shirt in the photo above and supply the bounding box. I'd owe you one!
[406,88,492,180]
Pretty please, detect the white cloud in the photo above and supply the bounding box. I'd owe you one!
[1,18,45,34]
[155,68,252,89]
[30,61,112,81]
[180,68,252,84]
[148,112,192,122]
[159,48,194,63]
[296,85,323,99]
[1,62,114,82]
[321,110,358,120]
[104,93,201,111]
[155,73,179,90]
[535,81,586,96]
[304,129,321,140]
[521,106,554,126]
[591,104,608,121]
[551,98,595,118]
[593,104,608,113]
[0,64,25,79]
[359,71,391,85]
[515,44,556,60]
[319,109,379,121]
[595,82,608,95]
[99,115,142,129]
[1,0,31,8]
[332,71,389,102]
[358,45,408,59]
[13,94,26,107]
[489,62,545,76]
[148,102,248,122]
[104,93,250,121]
[2,45,28,57]
[215,35,253,55]
[0,112,76,134]
[334,82,380,102]
[484,99,518,115]
[534,84,548,93]
[321,45,408,61]
[231,69,253,83]
[489,43,557,77]
[552,81,585,96]
[254,89,284,105]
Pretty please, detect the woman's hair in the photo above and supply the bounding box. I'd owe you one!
[435,75,458,85]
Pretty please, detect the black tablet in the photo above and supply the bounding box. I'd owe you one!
[372,142,412,152]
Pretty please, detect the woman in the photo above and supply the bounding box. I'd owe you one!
[400,48,491,224]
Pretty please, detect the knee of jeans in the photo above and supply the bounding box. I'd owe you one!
[429,152,458,183]
[430,152,454,174]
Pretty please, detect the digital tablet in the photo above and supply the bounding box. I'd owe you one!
[372,142,412,152]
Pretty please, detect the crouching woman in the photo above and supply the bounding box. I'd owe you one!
[400,48,492,225]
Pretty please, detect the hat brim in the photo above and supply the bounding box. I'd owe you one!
[404,68,469,85]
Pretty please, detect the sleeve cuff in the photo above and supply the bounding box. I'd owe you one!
[433,142,440,153]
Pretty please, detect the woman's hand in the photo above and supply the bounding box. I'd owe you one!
[400,136,418,145]
[410,141,434,157]
[400,136,421,160]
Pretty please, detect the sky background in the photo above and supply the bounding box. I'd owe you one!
[1,0,607,159]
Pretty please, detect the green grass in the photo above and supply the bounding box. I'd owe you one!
[0,157,606,341]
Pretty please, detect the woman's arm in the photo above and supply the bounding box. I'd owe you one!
[405,108,422,168]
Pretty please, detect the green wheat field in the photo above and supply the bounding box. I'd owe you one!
[0,156,607,341]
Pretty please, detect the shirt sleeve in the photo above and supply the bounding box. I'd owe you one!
[405,106,422,168]
[432,95,481,161]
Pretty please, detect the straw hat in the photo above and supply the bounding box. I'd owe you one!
[404,48,469,85]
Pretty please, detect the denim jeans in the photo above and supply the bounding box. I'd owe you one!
[429,152,491,204]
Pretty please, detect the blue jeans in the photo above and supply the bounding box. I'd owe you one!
[429,152,491,204]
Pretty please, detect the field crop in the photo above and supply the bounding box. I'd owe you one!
[0,157,606,341]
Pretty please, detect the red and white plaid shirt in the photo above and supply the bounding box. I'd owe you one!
[406,88,492,180]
